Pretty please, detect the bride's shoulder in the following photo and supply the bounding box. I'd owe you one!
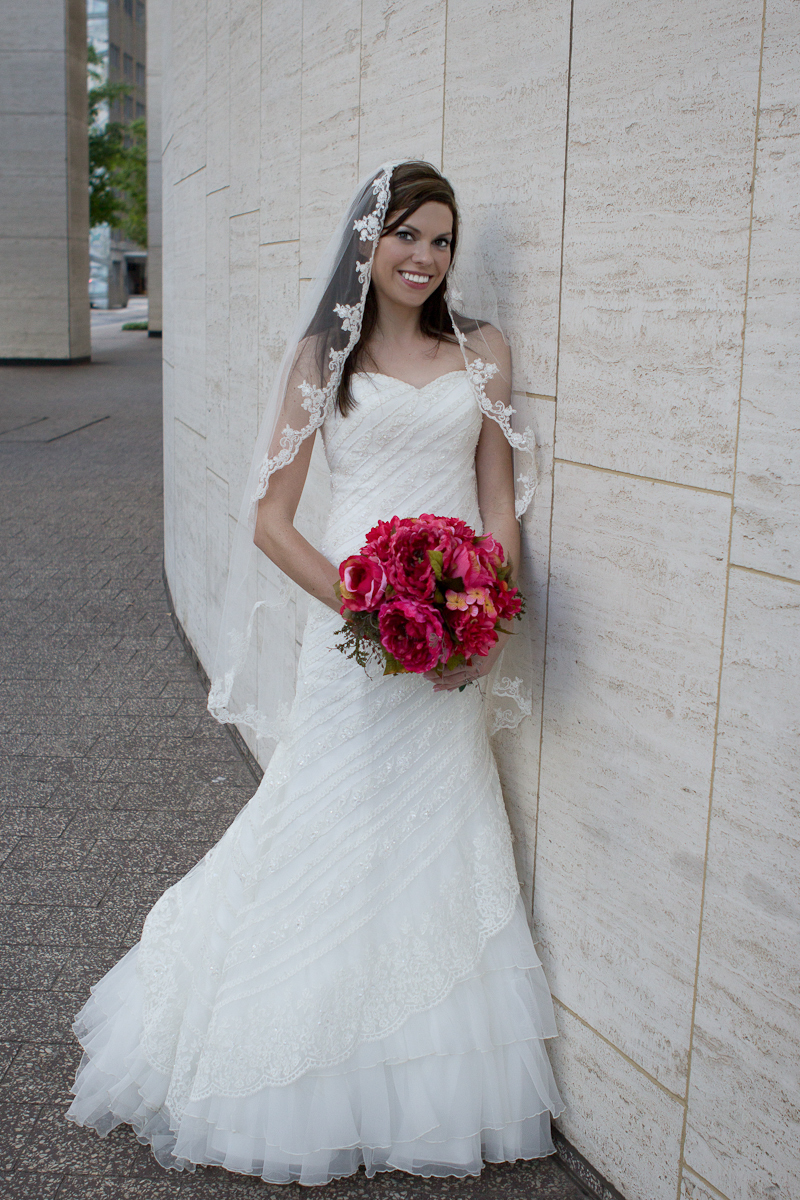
[459,321,511,375]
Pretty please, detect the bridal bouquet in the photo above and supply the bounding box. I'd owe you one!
[334,514,524,677]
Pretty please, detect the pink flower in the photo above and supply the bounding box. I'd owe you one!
[449,543,496,590]
[378,598,444,673]
[495,579,523,621]
[387,524,440,600]
[449,607,498,659]
[363,517,402,566]
[339,554,387,613]
[445,586,497,620]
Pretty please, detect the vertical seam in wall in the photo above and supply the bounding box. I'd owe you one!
[299,0,304,248]
[440,0,449,171]
[674,3,768,1196]
[530,0,574,910]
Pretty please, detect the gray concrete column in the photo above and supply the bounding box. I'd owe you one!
[0,0,91,363]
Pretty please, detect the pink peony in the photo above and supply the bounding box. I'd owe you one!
[378,598,444,673]
[339,554,387,613]
[387,524,441,600]
[448,606,498,660]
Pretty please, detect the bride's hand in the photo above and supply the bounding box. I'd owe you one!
[425,638,506,693]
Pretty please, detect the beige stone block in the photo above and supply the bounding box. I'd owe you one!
[684,570,800,1200]
[550,1004,683,1200]
[535,464,729,1092]
[205,468,230,659]
[205,0,230,195]
[0,51,65,114]
[171,167,207,437]
[680,1171,731,1200]
[205,186,230,477]
[557,0,763,490]
[493,396,556,918]
[299,0,361,276]
[258,240,300,421]
[259,1,301,245]
[732,0,800,582]
[165,0,206,186]
[172,418,208,646]
[357,0,445,172]
[2,237,70,296]
[228,0,260,216]
[227,209,260,510]
[443,0,571,397]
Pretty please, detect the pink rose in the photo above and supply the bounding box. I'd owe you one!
[378,598,444,673]
[495,579,523,621]
[449,543,496,590]
[339,554,387,613]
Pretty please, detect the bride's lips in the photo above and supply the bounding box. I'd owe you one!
[398,270,434,291]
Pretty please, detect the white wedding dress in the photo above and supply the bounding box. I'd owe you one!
[67,370,563,1186]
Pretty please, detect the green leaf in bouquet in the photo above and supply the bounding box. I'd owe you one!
[445,651,466,670]
[427,549,444,580]
[382,652,406,676]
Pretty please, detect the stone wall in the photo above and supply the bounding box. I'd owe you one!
[0,0,90,361]
[159,2,800,1197]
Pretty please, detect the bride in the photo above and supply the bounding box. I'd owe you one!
[66,160,563,1185]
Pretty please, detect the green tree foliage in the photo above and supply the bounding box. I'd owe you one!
[88,45,147,246]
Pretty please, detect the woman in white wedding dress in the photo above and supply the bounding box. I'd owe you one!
[66,161,563,1186]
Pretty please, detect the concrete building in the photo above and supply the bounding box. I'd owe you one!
[157,2,800,1198]
[0,0,90,362]
[87,0,148,309]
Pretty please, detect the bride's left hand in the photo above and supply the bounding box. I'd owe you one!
[425,637,506,693]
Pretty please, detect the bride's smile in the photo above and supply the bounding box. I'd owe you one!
[371,199,453,306]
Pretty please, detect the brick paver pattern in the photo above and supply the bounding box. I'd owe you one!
[0,317,589,1200]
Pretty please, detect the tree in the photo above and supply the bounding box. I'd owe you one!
[87,44,147,245]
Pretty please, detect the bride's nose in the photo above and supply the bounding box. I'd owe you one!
[411,242,435,268]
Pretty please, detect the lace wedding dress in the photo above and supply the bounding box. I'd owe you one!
[67,370,563,1186]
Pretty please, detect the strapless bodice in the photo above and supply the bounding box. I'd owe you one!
[320,371,483,562]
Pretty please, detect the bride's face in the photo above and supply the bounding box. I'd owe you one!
[371,201,454,311]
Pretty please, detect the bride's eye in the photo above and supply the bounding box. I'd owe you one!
[396,230,414,241]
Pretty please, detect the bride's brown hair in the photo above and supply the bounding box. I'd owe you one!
[305,161,460,416]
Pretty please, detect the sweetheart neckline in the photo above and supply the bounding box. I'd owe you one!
[358,370,468,393]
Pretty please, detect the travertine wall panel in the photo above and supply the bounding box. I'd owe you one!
[259,3,301,245]
[493,396,556,919]
[549,1004,684,1200]
[731,0,800,581]
[299,0,361,275]
[228,0,261,216]
[160,3,800,1196]
[683,570,800,1200]
[557,0,763,490]
[357,0,445,171]
[443,0,571,395]
[536,464,729,1091]
[205,0,231,197]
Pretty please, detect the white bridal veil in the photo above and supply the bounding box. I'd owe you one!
[207,162,538,756]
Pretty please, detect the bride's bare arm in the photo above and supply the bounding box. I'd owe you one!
[253,431,341,613]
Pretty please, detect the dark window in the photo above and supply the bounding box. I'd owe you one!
[123,0,133,16]
[136,101,145,118]
[136,0,145,25]
[123,53,133,78]
[124,95,133,120]
[108,43,120,70]
[136,62,145,88]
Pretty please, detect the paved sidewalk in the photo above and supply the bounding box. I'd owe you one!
[0,317,589,1200]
